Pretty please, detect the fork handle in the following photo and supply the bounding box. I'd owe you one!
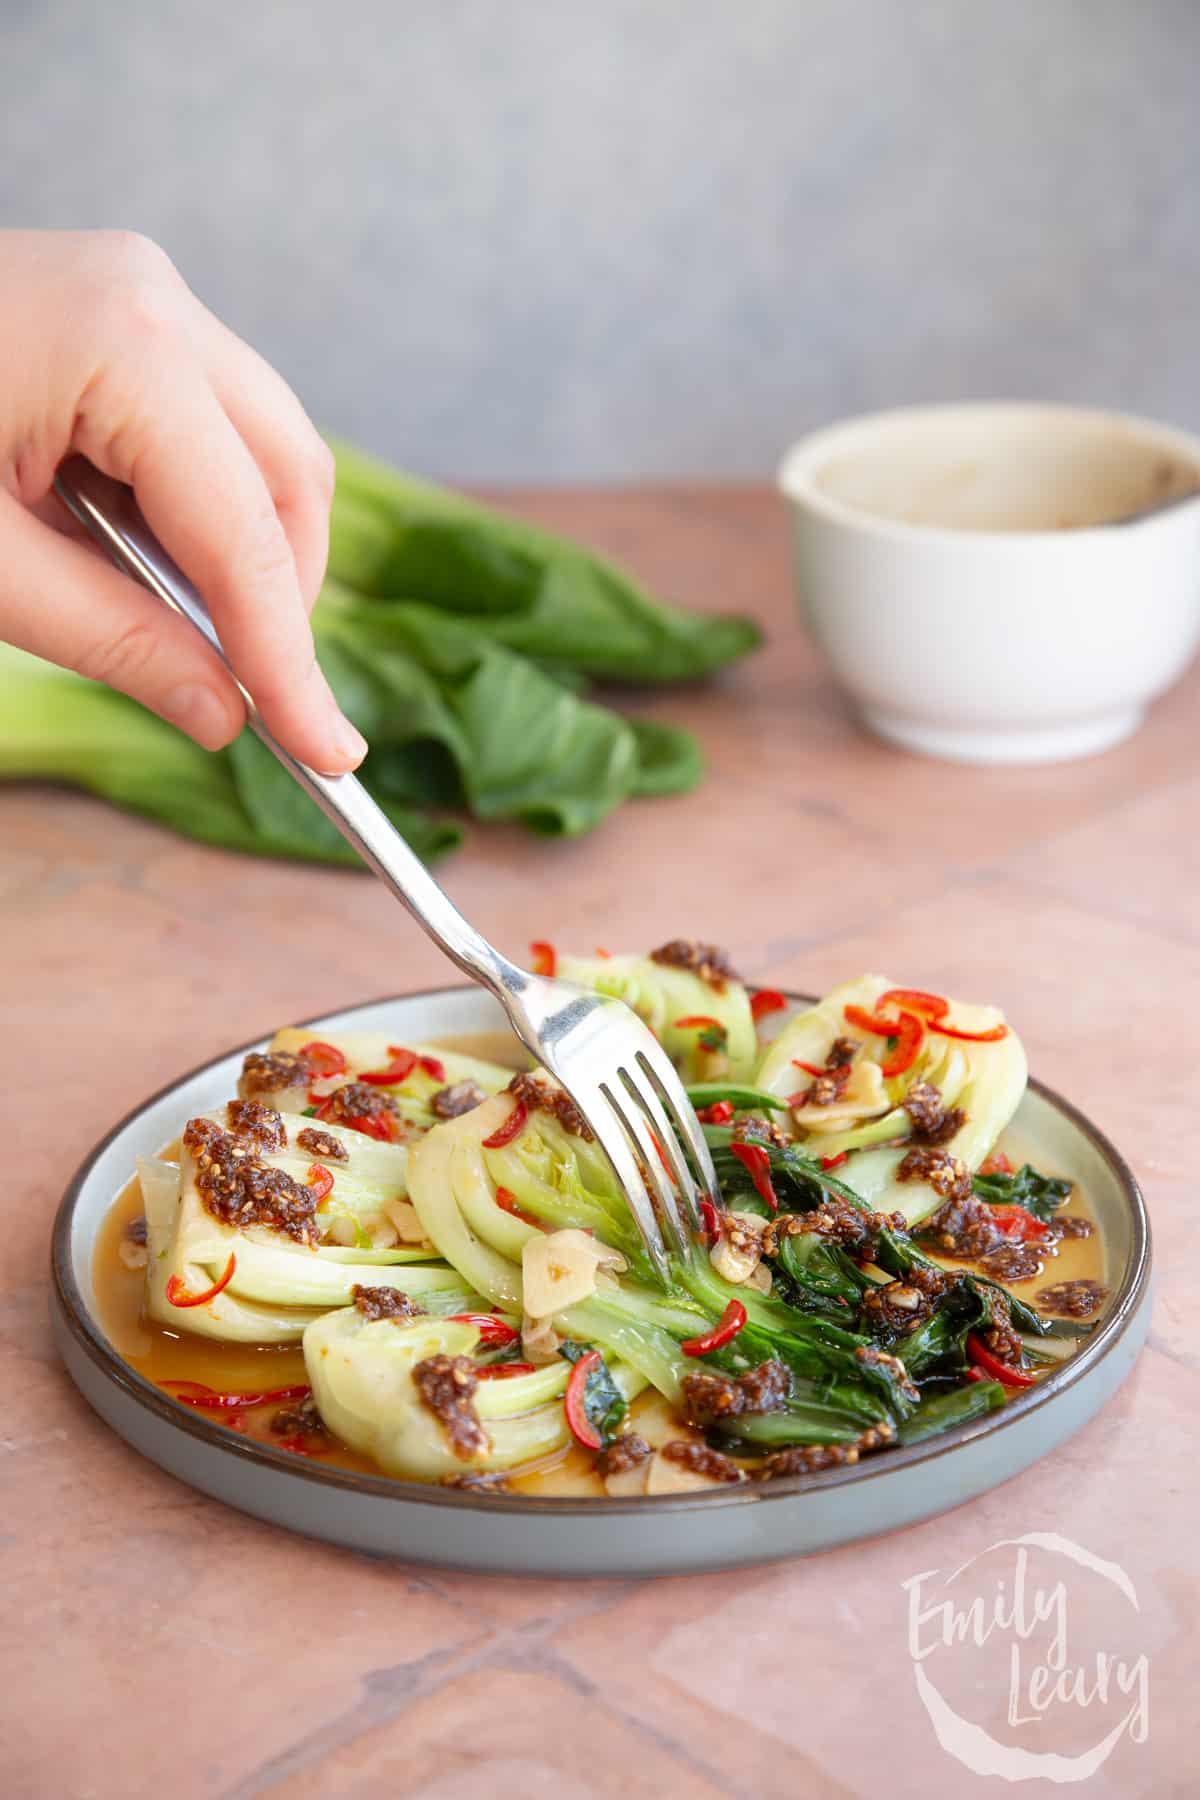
[53,454,524,1002]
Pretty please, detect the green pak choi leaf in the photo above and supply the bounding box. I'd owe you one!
[326,438,763,682]
[0,439,760,869]
[972,1163,1073,1221]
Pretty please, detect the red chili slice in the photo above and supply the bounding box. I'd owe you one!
[878,988,949,1021]
[698,1197,721,1242]
[448,1313,520,1347]
[674,1015,722,1030]
[482,1100,528,1149]
[730,1141,779,1212]
[236,1387,312,1412]
[494,1184,539,1226]
[159,1380,215,1403]
[274,1435,327,1457]
[842,1003,925,1077]
[751,989,787,1023]
[364,1045,446,1083]
[987,1204,1048,1243]
[299,1041,348,1077]
[964,1366,988,1384]
[530,940,557,977]
[306,1163,334,1203]
[930,1020,1009,1043]
[854,992,1007,1048]
[359,1048,419,1086]
[358,1112,403,1143]
[695,1100,734,1125]
[564,1350,603,1450]
[165,1251,236,1309]
[681,1298,747,1356]
[477,1362,538,1380]
[966,1334,1036,1387]
[979,1151,1015,1177]
[792,1060,828,1078]
[821,1151,849,1171]
[843,1002,894,1037]
[162,1381,312,1411]
[881,1011,925,1077]
[595,946,612,959]
[315,1095,403,1143]
[648,1131,677,1182]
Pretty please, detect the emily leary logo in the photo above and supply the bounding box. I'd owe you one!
[901,1532,1149,1782]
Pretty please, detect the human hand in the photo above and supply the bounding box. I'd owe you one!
[0,229,365,771]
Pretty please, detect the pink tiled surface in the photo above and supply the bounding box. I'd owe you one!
[1,488,1193,1797]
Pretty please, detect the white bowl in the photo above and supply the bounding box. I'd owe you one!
[779,403,1200,764]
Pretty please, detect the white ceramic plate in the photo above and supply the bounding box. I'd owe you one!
[51,987,1151,1577]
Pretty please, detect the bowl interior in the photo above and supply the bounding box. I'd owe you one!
[782,404,1200,534]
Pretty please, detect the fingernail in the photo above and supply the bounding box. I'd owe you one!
[334,717,368,768]
[161,683,239,750]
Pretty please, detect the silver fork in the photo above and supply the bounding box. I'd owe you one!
[53,455,716,1282]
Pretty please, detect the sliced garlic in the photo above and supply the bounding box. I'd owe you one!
[709,1209,765,1285]
[604,1459,651,1498]
[327,1214,360,1247]
[367,1215,400,1249]
[645,1448,732,1494]
[118,1240,148,1271]
[521,1228,620,1319]
[883,1284,924,1312]
[383,1196,429,1244]
[792,1057,888,1130]
[710,1234,760,1285]
[521,1312,563,1364]
[745,1261,773,1295]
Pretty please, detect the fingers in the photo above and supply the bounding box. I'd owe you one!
[0,485,245,749]
[0,229,361,770]
[74,346,365,774]
[198,312,335,612]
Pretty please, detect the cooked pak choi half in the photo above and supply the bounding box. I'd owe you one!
[136,962,1099,1489]
[141,1102,478,1344]
[555,946,757,1083]
[754,975,1028,1224]
[304,1308,647,1481]
[245,1027,512,1127]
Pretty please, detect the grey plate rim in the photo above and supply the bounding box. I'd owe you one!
[52,985,1152,1517]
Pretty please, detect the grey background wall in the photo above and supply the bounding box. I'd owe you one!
[4,1,1197,482]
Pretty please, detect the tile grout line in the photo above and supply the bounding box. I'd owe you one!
[754,850,1199,970]
[950,755,1200,884]
[1143,1329,1199,1374]
[221,1638,474,1800]
[520,1638,748,1800]
[970,863,1200,953]
[222,1579,643,1798]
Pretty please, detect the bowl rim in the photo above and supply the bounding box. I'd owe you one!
[52,984,1152,1518]
[777,399,1200,548]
